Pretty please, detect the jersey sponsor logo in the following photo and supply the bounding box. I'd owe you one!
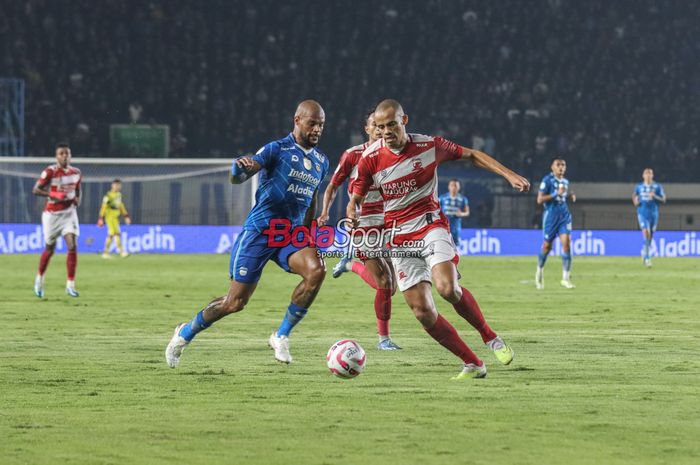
[239,267,248,276]
[416,143,428,147]
[292,155,299,162]
[287,183,315,196]
[398,270,407,280]
[383,178,417,196]
[288,168,321,186]
[315,163,321,172]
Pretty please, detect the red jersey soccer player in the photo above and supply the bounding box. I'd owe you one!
[318,111,401,350]
[348,100,530,380]
[32,143,82,298]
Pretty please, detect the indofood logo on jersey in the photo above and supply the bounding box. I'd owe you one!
[287,167,320,196]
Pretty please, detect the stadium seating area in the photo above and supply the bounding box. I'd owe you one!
[2,0,699,181]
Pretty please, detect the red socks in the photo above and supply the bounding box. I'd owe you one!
[425,314,482,366]
[374,288,392,337]
[351,261,378,289]
[38,249,54,275]
[453,287,497,343]
[67,250,77,281]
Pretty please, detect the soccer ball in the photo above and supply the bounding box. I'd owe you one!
[326,339,366,379]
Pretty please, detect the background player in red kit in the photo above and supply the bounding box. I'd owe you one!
[32,143,82,298]
[318,111,401,350]
[348,100,530,380]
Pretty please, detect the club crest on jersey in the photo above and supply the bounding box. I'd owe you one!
[303,158,312,170]
[412,159,423,171]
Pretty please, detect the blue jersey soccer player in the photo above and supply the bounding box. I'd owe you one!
[165,100,330,367]
[633,168,666,267]
[438,179,469,247]
[535,157,576,290]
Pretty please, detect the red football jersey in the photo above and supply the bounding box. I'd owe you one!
[330,142,383,227]
[353,134,463,244]
[37,164,82,212]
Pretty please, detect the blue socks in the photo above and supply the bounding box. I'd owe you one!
[179,310,211,342]
[277,303,308,337]
[643,238,652,259]
[561,252,572,272]
[537,251,550,268]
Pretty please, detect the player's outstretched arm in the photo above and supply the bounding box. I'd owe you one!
[230,156,262,184]
[317,183,340,226]
[460,147,530,192]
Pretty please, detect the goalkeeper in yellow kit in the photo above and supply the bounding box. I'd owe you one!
[97,179,131,258]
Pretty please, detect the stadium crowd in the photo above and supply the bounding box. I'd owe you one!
[2,0,699,181]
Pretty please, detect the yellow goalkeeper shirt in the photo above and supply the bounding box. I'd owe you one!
[99,191,129,221]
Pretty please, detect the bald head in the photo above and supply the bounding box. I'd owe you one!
[293,100,325,148]
[295,99,325,119]
[375,99,404,116]
[373,99,409,149]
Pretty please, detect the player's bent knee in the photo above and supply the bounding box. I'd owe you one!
[221,296,248,314]
[435,282,460,303]
[304,263,326,287]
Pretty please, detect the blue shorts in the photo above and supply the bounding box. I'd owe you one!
[637,212,658,232]
[229,229,303,283]
[542,211,572,242]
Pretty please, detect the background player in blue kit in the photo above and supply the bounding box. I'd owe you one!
[535,158,576,290]
[439,179,469,247]
[633,168,666,267]
[166,100,329,367]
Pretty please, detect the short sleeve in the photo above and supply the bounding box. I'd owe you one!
[102,195,110,205]
[657,184,665,198]
[37,168,52,187]
[539,177,551,193]
[634,185,640,196]
[352,155,374,197]
[251,141,279,170]
[330,150,355,187]
[434,137,462,164]
[462,196,469,206]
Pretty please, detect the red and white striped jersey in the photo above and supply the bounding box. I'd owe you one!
[353,134,463,244]
[330,142,384,228]
[36,164,82,213]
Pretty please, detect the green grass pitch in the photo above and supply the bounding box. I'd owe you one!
[1,254,699,465]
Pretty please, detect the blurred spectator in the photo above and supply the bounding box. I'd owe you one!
[0,0,697,181]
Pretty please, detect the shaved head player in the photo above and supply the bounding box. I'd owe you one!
[166,100,330,367]
[348,99,530,380]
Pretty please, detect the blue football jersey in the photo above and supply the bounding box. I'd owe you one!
[241,133,329,232]
[635,182,664,214]
[439,193,468,229]
[539,173,571,216]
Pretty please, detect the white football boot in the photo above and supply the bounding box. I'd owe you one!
[268,332,292,364]
[165,323,189,368]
